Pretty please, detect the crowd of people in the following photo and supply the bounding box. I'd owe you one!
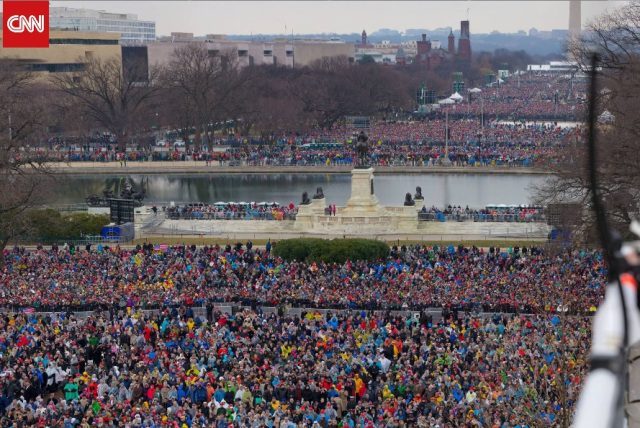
[0,242,600,427]
[461,75,585,119]
[22,73,586,170]
[420,205,544,216]
[419,205,545,222]
[0,71,597,427]
[40,142,563,169]
[164,203,298,221]
[34,119,577,169]
[154,202,548,223]
[1,243,606,315]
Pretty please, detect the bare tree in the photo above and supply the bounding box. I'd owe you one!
[162,44,251,150]
[0,61,55,268]
[343,62,410,110]
[534,2,640,243]
[52,56,159,152]
[156,86,198,149]
[293,60,373,130]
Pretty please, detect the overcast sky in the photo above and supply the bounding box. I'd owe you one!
[45,1,628,37]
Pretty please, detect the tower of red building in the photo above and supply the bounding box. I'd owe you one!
[413,20,471,69]
[458,20,471,59]
[448,29,455,54]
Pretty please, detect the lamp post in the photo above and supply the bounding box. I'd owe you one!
[480,93,484,132]
[444,104,456,165]
[469,88,483,145]
[445,107,449,161]
[439,97,455,165]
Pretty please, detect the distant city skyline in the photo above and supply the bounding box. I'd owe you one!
[46,1,628,38]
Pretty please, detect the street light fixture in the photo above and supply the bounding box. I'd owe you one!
[438,97,456,165]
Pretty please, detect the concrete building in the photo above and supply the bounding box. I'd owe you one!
[50,7,155,43]
[138,36,353,69]
[0,29,121,76]
[551,29,569,39]
[527,61,579,73]
[355,50,396,65]
[292,42,354,67]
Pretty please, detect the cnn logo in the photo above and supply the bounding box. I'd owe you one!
[7,15,46,33]
[3,1,49,48]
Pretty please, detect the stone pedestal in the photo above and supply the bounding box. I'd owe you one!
[311,197,327,215]
[341,168,386,216]
[293,204,314,230]
[414,198,425,213]
[397,205,419,231]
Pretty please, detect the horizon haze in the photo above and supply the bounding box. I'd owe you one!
[45,1,628,38]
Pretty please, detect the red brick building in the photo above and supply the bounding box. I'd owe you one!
[415,20,472,68]
[458,20,472,59]
[360,30,372,48]
[395,46,406,66]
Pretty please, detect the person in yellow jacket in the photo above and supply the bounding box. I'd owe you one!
[354,375,363,394]
[382,385,394,400]
[186,364,200,376]
[281,344,292,358]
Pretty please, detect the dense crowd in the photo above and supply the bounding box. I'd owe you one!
[305,120,580,148]
[35,120,578,169]
[164,203,298,221]
[1,243,605,315]
[460,75,586,119]
[420,205,544,220]
[0,306,590,428]
[0,243,600,427]
[25,73,586,169]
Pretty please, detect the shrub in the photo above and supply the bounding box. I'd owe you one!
[24,209,110,241]
[273,238,389,264]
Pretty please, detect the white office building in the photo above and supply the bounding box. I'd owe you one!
[50,7,156,43]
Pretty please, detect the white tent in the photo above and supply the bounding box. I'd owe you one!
[438,98,455,105]
[469,88,482,93]
[450,92,464,101]
[599,110,615,123]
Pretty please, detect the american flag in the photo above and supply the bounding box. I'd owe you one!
[22,308,35,314]
[154,244,169,252]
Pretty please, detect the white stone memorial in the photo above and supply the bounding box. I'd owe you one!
[340,167,386,217]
